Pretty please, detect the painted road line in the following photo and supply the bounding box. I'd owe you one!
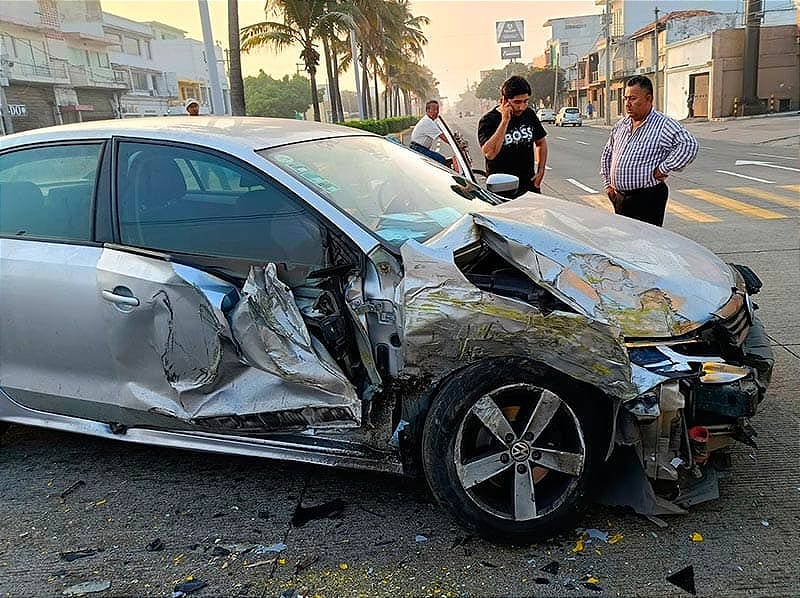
[575,140,590,145]
[731,187,800,210]
[556,136,568,140]
[734,159,800,173]
[680,189,785,219]
[566,178,599,193]
[580,194,612,211]
[779,184,800,194]
[715,170,775,184]
[667,200,721,223]
[751,152,799,161]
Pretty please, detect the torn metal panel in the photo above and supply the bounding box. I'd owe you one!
[398,241,636,401]
[229,264,359,412]
[99,251,359,428]
[466,198,735,338]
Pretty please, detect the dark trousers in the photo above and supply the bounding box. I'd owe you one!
[409,141,447,165]
[614,182,669,227]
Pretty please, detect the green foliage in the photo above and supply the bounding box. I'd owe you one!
[243,71,312,118]
[341,116,417,135]
[475,64,563,107]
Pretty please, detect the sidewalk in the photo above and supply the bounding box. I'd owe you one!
[584,112,799,147]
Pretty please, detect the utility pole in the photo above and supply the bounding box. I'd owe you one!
[653,7,659,110]
[0,43,13,134]
[604,0,611,125]
[552,44,559,109]
[198,0,225,115]
[349,29,365,119]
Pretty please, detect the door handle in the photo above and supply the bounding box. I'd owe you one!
[102,288,140,307]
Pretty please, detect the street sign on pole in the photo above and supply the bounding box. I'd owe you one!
[501,46,522,60]
[495,20,524,44]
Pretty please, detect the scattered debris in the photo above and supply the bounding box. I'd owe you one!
[608,533,624,544]
[60,481,86,499]
[62,580,111,596]
[645,515,669,528]
[480,561,499,568]
[533,577,550,584]
[60,550,98,562]
[211,546,230,557]
[338,563,349,570]
[145,538,164,552]
[415,535,428,543]
[294,552,319,574]
[571,536,585,553]
[585,529,608,542]
[244,559,276,569]
[254,543,287,555]
[666,565,697,595]
[172,579,208,597]
[541,561,560,575]
[690,532,704,542]
[375,539,395,547]
[760,520,769,527]
[291,499,345,527]
[451,535,474,548]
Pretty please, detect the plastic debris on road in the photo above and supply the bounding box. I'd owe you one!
[415,535,429,542]
[62,580,111,596]
[60,480,86,499]
[541,561,560,575]
[291,498,345,527]
[608,533,624,544]
[145,538,164,552]
[59,549,98,562]
[690,532,704,542]
[666,565,697,595]
[760,520,769,527]
[584,528,608,542]
[172,578,208,597]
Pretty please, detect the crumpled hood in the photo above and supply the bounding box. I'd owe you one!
[430,196,736,337]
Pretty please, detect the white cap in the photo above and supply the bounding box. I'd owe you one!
[184,98,199,109]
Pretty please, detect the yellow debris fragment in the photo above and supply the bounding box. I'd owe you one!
[608,533,624,544]
[173,554,184,565]
[587,576,599,585]
[278,558,286,566]
[338,563,349,570]
[221,561,229,569]
[595,548,602,556]
[95,499,107,506]
[691,532,704,542]
[572,537,585,553]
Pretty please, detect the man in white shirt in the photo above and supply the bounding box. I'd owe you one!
[409,100,451,165]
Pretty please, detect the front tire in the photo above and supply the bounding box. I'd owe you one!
[422,360,599,544]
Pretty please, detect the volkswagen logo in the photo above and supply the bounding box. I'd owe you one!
[510,441,530,462]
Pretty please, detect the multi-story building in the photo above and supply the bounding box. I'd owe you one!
[149,21,230,116]
[543,14,603,108]
[103,12,175,118]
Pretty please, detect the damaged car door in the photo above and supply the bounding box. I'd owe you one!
[104,140,363,431]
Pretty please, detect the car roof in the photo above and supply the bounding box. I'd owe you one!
[0,116,373,153]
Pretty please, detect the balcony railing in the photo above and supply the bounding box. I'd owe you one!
[9,59,69,82]
[68,64,129,89]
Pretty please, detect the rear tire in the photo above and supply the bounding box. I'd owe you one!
[421,360,600,544]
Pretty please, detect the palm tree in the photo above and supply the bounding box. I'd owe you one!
[227,0,246,115]
[240,0,350,121]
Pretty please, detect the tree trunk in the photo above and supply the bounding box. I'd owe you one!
[321,35,337,122]
[332,50,344,121]
[309,66,321,121]
[227,0,246,115]
[360,52,371,118]
[373,62,380,119]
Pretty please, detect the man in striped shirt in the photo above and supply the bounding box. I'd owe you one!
[600,76,698,226]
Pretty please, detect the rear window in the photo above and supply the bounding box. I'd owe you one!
[565,108,579,114]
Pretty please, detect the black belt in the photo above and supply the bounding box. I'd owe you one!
[410,141,428,150]
[619,182,666,196]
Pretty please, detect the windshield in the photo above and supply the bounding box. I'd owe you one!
[260,136,498,248]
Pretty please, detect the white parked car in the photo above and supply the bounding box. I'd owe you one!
[555,107,583,126]
[0,117,772,544]
[536,108,555,123]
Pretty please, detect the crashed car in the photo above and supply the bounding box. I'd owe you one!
[0,117,772,543]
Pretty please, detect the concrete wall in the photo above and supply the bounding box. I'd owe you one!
[664,35,713,119]
[712,25,799,117]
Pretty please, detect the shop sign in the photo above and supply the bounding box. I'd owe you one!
[8,104,27,117]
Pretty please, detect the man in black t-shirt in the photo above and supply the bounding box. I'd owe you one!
[478,75,548,198]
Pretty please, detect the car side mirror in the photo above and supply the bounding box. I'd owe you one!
[486,173,519,194]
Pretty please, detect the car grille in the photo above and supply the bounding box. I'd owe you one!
[710,292,750,350]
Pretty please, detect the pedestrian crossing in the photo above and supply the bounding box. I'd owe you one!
[575,184,798,222]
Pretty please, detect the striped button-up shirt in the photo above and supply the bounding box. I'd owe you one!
[601,109,698,191]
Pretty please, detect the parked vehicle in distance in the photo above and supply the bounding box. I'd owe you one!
[0,117,773,544]
[555,107,583,127]
[536,108,555,123]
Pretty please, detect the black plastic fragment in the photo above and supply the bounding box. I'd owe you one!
[174,579,208,594]
[541,561,560,575]
[667,565,697,595]
[291,498,345,527]
[60,549,97,562]
[146,538,164,552]
[533,577,550,584]
[211,546,230,557]
[60,480,86,499]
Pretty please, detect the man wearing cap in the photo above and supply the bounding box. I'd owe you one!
[185,98,200,116]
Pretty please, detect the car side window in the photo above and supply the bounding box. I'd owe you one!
[0,144,101,240]
[116,141,328,273]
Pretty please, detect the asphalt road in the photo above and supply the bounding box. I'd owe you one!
[1,116,799,598]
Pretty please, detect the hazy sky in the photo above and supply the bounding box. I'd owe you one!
[102,0,602,100]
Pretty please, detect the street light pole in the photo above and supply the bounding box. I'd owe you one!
[604,0,612,125]
[653,6,659,111]
[198,0,225,115]
[552,47,559,109]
